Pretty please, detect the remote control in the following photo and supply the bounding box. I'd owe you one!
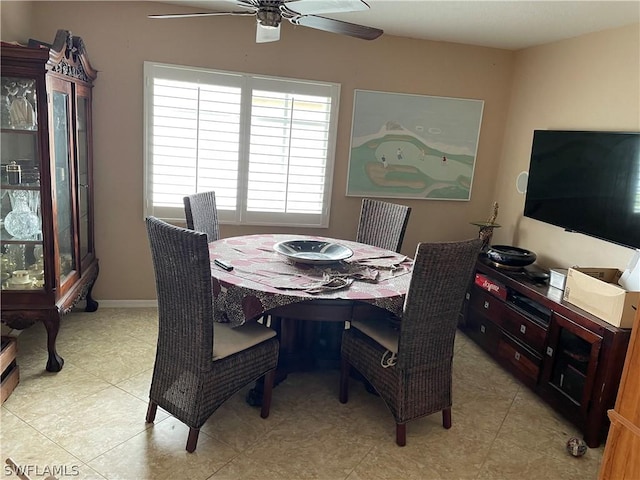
[214,259,234,271]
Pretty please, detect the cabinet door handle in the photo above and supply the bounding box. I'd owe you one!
[546,347,554,357]
[520,324,527,334]
[480,325,486,334]
[483,301,489,309]
[514,352,521,361]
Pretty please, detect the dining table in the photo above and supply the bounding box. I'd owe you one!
[209,233,413,324]
[208,233,414,404]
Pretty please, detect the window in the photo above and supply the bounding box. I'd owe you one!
[143,62,340,227]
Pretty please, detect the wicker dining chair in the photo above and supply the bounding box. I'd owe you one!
[183,190,220,242]
[339,238,482,446]
[144,216,279,452]
[356,198,411,253]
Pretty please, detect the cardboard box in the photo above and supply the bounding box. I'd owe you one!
[475,273,508,301]
[563,268,640,329]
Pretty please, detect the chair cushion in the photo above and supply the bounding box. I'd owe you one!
[213,321,276,361]
[351,317,399,353]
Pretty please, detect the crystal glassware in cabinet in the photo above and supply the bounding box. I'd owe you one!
[2,77,37,131]
[1,75,44,292]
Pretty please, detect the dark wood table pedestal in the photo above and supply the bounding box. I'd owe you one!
[245,300,390,406]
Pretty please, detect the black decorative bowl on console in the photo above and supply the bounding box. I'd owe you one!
[486,245,537,269]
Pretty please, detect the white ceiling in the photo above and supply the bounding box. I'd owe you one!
[154,0,640,50]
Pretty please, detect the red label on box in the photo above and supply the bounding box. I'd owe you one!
[475,273,508,300]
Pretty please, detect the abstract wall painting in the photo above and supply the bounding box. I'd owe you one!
[346,89,484,201]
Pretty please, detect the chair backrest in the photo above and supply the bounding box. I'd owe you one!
[145,216,214,371]
[356,198,411,253]
[183,190,220,242]
[398,238,482,369]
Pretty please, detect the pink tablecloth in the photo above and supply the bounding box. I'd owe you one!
[209,234,413,326]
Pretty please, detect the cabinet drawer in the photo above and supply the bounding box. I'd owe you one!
[464,311,500,353]
[469,287,505,326]
[0,337,17,373]
[1,362,19,404]
[502,305,547,353]
[497,334,541,387]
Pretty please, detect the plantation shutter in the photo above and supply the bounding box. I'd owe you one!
[144,62,339,227]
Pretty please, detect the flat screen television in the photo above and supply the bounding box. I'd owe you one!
[523,130,640,250]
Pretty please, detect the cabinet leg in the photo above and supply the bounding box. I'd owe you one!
[84,281,99,312]
[42,313,64,372]
[583,425,601,449]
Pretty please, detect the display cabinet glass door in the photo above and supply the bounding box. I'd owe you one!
[75,86,92,266]
[49,79,77,287]
[1,75,44,291]
[543,312,602,415]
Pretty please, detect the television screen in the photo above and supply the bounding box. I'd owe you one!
[523,130,640,249]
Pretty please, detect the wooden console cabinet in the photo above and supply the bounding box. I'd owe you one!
[460,259,631,448]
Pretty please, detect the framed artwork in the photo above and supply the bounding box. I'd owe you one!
[346,89,484,201]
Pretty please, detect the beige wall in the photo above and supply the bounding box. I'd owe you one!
[2,1,514,301]
[0,1,33,44]
[2,2,637,302]
[492,23,640,271]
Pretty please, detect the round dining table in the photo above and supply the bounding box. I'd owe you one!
[208,233,413,327]
[208,233,414,404]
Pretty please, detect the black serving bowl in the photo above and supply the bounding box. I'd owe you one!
[486,245,537,268]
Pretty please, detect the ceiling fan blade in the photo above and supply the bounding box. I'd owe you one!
[291,15,382,40]
[148,11,256,19]
[284,0,369,16]
[256,22,281,43]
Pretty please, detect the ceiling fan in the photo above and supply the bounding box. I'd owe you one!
[149,0,383,43]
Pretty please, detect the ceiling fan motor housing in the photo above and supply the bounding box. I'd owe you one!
[257,1,283,27]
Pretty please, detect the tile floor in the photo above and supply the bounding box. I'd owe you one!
[1,308,604,480]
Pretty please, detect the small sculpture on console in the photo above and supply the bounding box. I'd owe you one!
[471,201,501,253]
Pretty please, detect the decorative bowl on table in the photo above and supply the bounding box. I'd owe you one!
[486,245,537,268]
[273,240,353,265]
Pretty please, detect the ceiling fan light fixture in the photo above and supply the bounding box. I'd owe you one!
[256,22,281,43]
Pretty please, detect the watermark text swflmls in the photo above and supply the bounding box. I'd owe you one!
[4,462,80,477]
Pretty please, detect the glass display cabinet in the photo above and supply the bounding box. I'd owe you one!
[1,30,99,372]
